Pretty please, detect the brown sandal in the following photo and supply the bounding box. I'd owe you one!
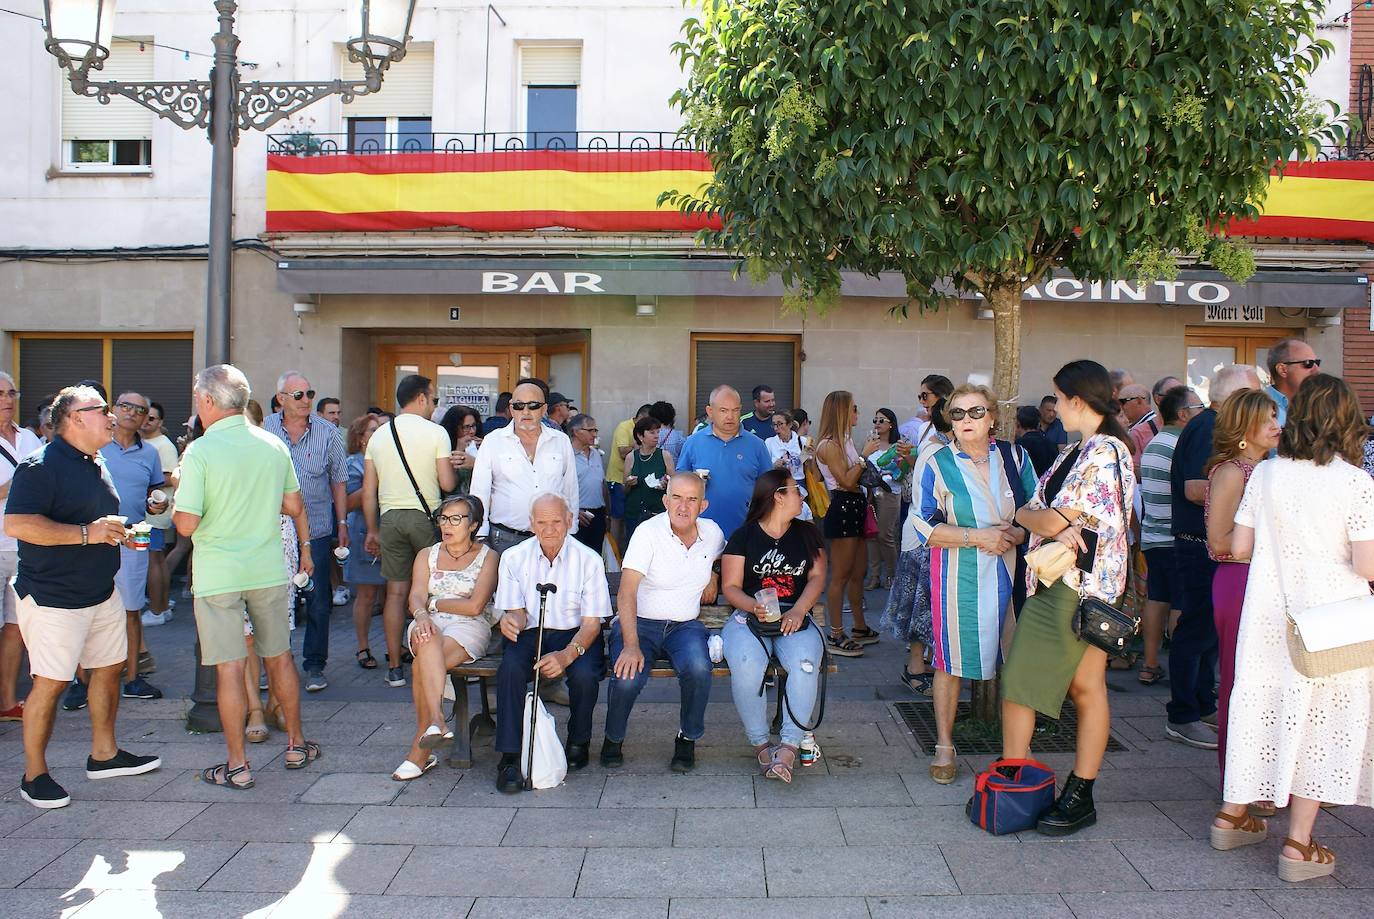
[1210,809,1267,850]
[929,744,958,785]
[765,745,798,783]
[284,740,322,769]
[1279,836,1336,882]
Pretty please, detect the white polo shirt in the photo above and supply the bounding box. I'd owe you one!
[621,512,725,622]
[494,534,612,631]
[470,422,579,535]
[0,422,45,554]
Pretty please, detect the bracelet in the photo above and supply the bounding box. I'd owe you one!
[962,527,970,547]
[80,524,88,546]
[1053,508,1074,526]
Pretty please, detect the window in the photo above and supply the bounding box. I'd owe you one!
[520,45,581,149]
[689,334,801,421]
[341,45,433,151]
[14,335,194,432]
[60,39,154,172]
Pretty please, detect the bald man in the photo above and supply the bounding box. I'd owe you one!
[676,386,773,540]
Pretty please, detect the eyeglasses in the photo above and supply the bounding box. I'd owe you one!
[1279,358,1321,370]
[510,400,545,411]
[74,403,110,414]
[948,406,989,421]
[1184,403,1206,412]
[460,422,478,432]
[282,389,316,401]
[115,401,149,415]
[580,427,599,433]
[1118,395,1146,406]
[918,391,934,402]
[436,514,471,526]
[0,390,18,399]
[774,483,799,495]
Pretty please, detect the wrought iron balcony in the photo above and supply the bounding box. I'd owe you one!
[266,130,698,155]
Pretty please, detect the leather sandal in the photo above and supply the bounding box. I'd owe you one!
[755,744,776,776]
[1210,809,1267,850]
[356,648,378,670]
[826,631,865,657]
[283,740,322,769]
[1279,836,1337,882]
[1137,665,1166,685]
[245,710,269,744]
[929,744,958,785]
[765,744,798,783]
[1249,801,1277,818]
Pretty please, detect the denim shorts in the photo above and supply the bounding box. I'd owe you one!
[1143,546,1180,608]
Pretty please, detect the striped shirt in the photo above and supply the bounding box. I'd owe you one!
[1139,425,1183,549]
[263,412,348,539]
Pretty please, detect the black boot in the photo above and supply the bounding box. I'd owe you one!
[670,734,695,773]
[1036,772,1096,836]
[495,754,523,794]
[600,738,624,768]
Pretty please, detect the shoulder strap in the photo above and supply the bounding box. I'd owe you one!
[994,439,1027,508]
[428,543,440,573]
[0,439,17,468]
[388,418,434,519]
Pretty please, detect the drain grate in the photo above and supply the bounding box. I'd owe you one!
[892,700,1129,755]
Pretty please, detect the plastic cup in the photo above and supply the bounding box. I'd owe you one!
[148,489,167,507]
[130,522,152,551]
[292,570,314,591]
[334,546,350,562]
[754,587,782,622]
[694,468,711,480]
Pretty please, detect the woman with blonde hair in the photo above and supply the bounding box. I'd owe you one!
[1210,375,1374,882]
[1203,389,1279,781]
[913,384,1035,783]
[814,391,883,656]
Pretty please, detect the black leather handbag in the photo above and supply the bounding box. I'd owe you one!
[1071,441,1140,658]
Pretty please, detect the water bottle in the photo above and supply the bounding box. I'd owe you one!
[799,732,820,767]
[874,443,900,468]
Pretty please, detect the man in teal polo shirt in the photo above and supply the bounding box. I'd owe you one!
[174,364,320,789]
[677,385,773,541]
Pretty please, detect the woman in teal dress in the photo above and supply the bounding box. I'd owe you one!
[624,414,674,540]
[913,384,1036,785]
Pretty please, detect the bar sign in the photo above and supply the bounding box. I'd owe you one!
[1204,304,1265,324]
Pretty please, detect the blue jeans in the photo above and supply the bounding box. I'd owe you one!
[722,613,824,747]
[1168,539,1219,724]
[605,618,712,742]
[301,535,336,672]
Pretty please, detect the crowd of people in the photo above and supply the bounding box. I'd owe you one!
[2,342,1373,886]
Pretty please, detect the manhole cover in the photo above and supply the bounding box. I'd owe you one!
[892,700,1129,755]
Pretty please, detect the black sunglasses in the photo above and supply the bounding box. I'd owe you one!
[1279,358,1321,370]
[283,389,316,401]
[948,406,989,421]
[510,400,545,411]
[1118,395,1146,406]
[75,403,110,414]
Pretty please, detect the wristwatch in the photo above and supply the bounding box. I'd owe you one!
[570,640,586,657]
[80,524,89,546]
[428,597,439,614]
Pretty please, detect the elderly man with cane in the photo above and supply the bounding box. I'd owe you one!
[493,494,609,793]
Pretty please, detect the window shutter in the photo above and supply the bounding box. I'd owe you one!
[61,39,155,140]
[111,339,195,436]
[341,45,433,117]
[16,339,104,421]
[693,338,798,421]
[521,45,581,86]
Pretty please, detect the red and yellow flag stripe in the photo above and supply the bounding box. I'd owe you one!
[266,150,1374,243]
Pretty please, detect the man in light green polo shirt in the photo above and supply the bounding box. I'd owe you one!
[174,364,320,789]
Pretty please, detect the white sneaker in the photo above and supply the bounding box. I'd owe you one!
[332,587,350,607]
[140,609,169,627]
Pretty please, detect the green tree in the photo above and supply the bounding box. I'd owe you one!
[668,0,1341,416]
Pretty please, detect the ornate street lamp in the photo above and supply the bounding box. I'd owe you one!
[41,0,418,732]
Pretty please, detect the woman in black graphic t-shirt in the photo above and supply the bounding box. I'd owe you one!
[721,468,827,784]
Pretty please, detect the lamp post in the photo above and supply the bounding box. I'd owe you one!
[41,0,418,732]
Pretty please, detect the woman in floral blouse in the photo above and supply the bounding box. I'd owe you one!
[1003,360,1137,837]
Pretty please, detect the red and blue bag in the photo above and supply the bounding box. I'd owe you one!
[966,758,1056,835]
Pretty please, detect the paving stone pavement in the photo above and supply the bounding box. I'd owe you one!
[0,585,1370,917]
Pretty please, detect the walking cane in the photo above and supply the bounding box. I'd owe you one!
[524,582,558,790]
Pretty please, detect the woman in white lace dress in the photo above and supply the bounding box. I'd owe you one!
[1210,375,1374,882]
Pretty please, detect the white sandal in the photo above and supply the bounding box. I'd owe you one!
[418,723,455,751]
[391,753,439,782]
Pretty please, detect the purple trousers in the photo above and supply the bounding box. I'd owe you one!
[1212,561,1250,780]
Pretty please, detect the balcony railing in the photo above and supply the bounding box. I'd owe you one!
[266,130,698,156]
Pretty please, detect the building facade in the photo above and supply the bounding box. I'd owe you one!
[1,1,1370,432]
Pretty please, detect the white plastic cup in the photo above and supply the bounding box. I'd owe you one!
[148,489,167,507]
[292,570,314,591]
[334,546,350,561]
[694,468,711,480]
[754,587,782,622]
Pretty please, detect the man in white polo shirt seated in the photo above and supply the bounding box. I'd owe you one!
[602,472,725,773]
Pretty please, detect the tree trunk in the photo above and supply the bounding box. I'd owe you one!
[970,282,1024,725]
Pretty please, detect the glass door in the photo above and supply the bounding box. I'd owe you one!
[375,346,524,415]
[1184,329,1291,403]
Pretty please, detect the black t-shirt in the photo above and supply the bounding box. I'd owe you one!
[724,519,816,608]
[1016,430,1059,478]
[8,436,121,609]
[1171,408,1217,538]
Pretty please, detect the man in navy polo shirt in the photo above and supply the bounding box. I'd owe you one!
[677,385,773,541]
[4,384,161,809]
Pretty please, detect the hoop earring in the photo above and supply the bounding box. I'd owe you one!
[1238,439,1248,450]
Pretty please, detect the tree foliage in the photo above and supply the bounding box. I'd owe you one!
[667,0,1341,313]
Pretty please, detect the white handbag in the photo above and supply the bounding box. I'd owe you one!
[520,691,568,790]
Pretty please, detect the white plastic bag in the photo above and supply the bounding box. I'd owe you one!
[520,691,567,789]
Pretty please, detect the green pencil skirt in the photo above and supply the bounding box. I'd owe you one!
[1001,579,1093,718]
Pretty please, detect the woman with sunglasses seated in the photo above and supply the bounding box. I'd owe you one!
[911,385,1036,785]
[391,494,499,781]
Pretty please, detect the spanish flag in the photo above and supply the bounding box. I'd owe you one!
[265,150,1374,243]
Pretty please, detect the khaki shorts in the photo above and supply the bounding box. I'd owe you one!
[195,585,291,665]
[16,589,127,681]
[380,509,436,582]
